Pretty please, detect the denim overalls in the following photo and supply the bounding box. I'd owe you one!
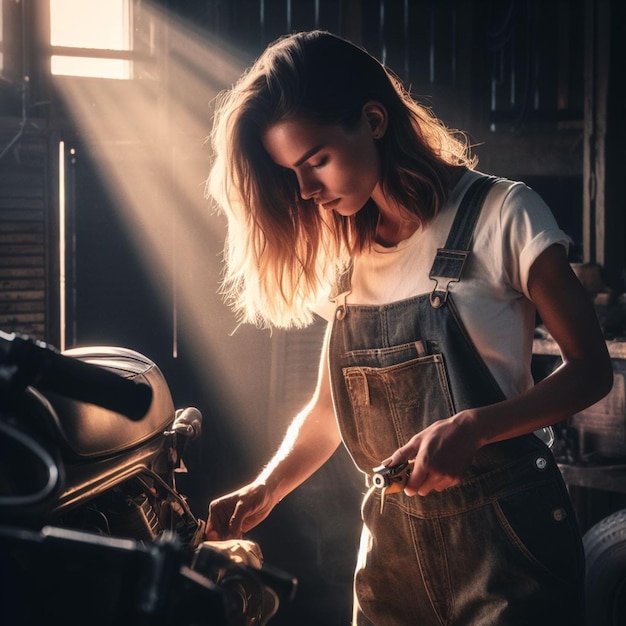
[328,177,585,625]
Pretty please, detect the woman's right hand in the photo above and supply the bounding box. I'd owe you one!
[204,324,339,542]
[204,481,275,541]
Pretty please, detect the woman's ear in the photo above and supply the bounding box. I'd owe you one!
[363,101,388,139]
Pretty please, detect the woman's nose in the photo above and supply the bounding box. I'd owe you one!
[297,172,322,200]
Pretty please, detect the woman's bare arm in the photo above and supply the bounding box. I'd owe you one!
[206,323,341,538]
[386,244,613,496]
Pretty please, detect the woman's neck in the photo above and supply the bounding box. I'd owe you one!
[374,212,420,247]
[371,165,467,247]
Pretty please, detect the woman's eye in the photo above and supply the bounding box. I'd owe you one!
[311,156,329,169]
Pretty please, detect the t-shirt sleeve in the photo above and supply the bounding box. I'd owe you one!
[499,182,571,299]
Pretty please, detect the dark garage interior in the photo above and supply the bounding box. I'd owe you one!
[1,1,625,624]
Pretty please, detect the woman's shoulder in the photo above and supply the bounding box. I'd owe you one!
[454,169,526,198]
[443,169,518,215]
[454,170,556,224]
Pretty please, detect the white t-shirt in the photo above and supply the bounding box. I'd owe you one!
[316,170,570,399]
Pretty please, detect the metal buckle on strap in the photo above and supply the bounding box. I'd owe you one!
[429,278,456,308]
[332,290,350,320]
[329,260,353,320]
[428,248,469,308]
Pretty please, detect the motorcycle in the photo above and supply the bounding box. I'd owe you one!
[0,330,296,626]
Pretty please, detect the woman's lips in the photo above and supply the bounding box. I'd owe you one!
[321,198,340,210]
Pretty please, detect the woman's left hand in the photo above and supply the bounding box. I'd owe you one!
[381,410,481,496]
[382,244,614,498]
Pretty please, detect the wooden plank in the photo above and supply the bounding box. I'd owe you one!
[0,256,45,268]
[0,233,45,244]
[0,279,46,290]
[0,300,46,312]
[0,210,45,221]
[0,312,45,325]
[0,202,44,212]
[0,267,45,278]
[559,463,626,494]
[0,290,45,302]
[0,322,46,336]
[0,221,45,232]
[0,244,45,255]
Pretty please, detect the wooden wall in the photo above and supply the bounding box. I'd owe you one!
[0,121,58,340]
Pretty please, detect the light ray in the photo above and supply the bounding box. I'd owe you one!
[52,2,265,453]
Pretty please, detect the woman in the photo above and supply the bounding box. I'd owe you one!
[204,30,612,625]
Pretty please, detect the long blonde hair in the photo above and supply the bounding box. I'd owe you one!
[207,30,476,329]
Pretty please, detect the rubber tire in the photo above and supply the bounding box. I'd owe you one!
[583,508,626,626]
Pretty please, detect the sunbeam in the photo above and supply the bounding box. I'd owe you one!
[51,1,264,450]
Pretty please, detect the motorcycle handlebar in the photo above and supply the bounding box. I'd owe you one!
[0,331,153,421]
[170,407,202,439]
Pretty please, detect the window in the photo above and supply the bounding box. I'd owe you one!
[50,0,131,79]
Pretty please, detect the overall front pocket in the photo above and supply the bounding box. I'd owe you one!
[342,345,456,463]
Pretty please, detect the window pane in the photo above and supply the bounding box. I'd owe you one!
[50,0,131,78]
[51,56,130,79]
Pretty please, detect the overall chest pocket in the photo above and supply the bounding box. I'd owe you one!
[341,341,456,464]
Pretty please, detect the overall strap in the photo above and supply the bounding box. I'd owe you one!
[329,260,354,320]
[429,175,499,308]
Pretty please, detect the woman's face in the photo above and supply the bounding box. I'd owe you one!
[262,108,383,217]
